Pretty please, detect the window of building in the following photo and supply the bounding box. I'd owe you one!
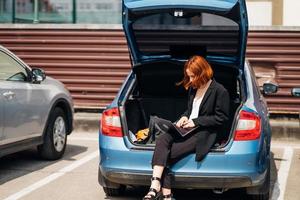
[0,0,299,26]
[38,0,73,23]
[76,0,121,24]
[0,0,121,24]
[15,0,34,23]
[0,0,13,23]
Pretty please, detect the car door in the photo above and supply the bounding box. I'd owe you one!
[0,49,46,144]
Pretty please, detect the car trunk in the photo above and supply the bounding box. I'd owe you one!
[123,0,248,69]
[122,60,243,148]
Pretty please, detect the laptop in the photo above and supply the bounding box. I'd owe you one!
[153,117,198,137]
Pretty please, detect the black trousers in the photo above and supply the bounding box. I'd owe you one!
[151,131,199,189]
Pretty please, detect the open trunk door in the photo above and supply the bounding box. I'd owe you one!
[122,0,248,70]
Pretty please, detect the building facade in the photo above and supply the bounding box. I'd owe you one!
[1,0,300,113]
[1,0,300,26]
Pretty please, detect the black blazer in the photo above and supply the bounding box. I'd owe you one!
[181,79,230,161]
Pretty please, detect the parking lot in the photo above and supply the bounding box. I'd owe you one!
[0,131,299,200]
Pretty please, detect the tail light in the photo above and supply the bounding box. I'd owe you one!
[101,107,123,137]
[234,110,261,141]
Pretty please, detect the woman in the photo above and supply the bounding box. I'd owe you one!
[142,55,230,200]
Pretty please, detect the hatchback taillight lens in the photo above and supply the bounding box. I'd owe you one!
[101,107,123,137]
[234,110,261,141]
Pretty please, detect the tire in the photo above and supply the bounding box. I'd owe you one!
[103,185,126,197]
[38,107,67,160]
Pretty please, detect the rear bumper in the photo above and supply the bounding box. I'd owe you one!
[99,167,266,189]
[98,136,269,189]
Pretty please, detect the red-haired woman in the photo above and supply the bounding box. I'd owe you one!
[143,55,230,200]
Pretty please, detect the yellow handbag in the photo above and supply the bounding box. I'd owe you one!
[135,128,150,143]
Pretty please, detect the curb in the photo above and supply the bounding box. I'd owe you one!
[73,112,300,140]
[270,118,300,140]
[73,112,100,133]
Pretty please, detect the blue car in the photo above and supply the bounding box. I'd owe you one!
[98,0,277,199]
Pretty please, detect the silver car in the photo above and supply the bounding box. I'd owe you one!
[0,45,73,160]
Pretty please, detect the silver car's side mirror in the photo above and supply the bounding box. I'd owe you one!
[32,68,46,83]
[262,82,278,95]
[291,88,300,97]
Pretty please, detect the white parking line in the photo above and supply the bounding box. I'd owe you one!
[271,147,294,200]
[3,151,99,200]
[272,143,300,149]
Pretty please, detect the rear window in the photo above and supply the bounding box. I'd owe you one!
[132,12,239,58]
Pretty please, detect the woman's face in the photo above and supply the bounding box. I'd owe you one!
[186,68,196,83]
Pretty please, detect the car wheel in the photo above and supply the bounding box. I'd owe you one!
[103,185,126,197]
[38,107,67,160]
[247,167,270,200]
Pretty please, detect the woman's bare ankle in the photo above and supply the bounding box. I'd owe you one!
[143,178,161,199]
[161,187,172,199]
[151,178,161,191]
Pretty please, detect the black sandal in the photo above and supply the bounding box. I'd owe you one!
[161,193,175,200]
[142,177,161,200]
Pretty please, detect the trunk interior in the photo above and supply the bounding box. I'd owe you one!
[123,61,242,148]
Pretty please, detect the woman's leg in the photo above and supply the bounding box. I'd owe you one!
[148,165,164,194]
[152,131,174,166]
[144,133,174,199]
[160,168,172,200]
[160,133,199,199]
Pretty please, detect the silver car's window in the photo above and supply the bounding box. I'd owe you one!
[0,51,28,82]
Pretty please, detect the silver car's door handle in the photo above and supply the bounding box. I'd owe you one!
[3,91,16,100]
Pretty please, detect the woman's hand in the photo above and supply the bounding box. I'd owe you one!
[183,120,195,128]
[176,116,188,127]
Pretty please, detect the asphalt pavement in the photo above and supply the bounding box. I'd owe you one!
[1,132,300,200]
[0,112,299,200]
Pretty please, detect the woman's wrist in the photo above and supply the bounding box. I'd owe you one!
[182,116,188,120]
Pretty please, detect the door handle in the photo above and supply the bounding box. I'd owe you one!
[3,91,15,100]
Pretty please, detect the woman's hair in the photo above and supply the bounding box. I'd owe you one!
[178,55,213,90]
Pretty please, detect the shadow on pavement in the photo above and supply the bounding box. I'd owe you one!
[104,186,248,200]
[270,151,279,199]
[0,144,88,184]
